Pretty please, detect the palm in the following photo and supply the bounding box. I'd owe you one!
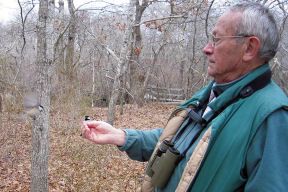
[82,121,125,146]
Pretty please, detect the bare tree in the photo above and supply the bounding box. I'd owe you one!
[128,0,151,106]
[66,0,77,83]
[107,0,136,125]
[54,0,65,94]
[1,0,286,129]
[30,0,52,191]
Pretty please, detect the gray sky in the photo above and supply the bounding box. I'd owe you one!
[0,0,18,23]
[0,0,128,24]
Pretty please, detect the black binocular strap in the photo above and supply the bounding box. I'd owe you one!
[173,69,272,158]
[201,69,272,127]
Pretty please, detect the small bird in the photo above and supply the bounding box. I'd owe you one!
[23,93,44,118]
[84,116,91,121]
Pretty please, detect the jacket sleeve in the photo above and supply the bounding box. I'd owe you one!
[118,128,163,162]
[245,108,288,192]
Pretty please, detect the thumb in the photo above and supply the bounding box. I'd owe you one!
[84,120,105,128]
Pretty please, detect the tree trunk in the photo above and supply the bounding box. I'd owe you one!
[0,94,2,113]
[139,43,166,103]
[31,0,51,191]
[55,0,65,94]
[128,0,149,107]
[92,59,95,107]
[107,0,136,125]
[66,0,77,83]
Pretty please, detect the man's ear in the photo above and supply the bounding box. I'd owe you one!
[242,36,261,62]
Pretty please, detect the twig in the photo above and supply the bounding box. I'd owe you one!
[282,45,288,53]
[205,0,215,39]
[17,0,35,56]
[135,14,188,26]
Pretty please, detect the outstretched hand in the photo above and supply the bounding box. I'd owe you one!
[81,120,126,146]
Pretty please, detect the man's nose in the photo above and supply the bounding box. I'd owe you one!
[203,43,213,55]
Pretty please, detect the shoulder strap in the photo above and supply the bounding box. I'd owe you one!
[142,108,189,192]
[159,109,189,141]
[202,70,271,126]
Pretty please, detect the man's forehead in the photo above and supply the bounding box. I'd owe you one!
[212,11,241,34]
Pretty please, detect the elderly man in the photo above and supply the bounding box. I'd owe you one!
[82,2,288,192]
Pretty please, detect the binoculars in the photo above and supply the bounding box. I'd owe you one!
[146,140,181,188]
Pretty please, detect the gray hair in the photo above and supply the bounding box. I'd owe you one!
[229,2,279,62]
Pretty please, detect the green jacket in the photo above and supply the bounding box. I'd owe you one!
[120,64,288,191]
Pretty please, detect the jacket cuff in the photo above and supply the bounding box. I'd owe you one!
[117,129,137,151]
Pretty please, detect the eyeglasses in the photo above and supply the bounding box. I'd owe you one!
[209,34,252,47]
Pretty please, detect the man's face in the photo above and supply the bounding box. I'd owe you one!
[203,12,247,83]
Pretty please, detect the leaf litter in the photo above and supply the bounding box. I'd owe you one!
[0,103,176,191]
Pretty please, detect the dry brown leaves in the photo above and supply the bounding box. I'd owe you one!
[0,102,176,191]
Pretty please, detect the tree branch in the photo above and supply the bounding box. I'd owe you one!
[17,0,35,56]
[282,45,288,53]
[205,0,215,39]
[134,14,188,26]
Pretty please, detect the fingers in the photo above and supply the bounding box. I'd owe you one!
[85,120,114,131]
[80,123,90,137]
[81,120,107,140]
[80,120,118,145]
[83,120,104,128]
[81,120,99,136]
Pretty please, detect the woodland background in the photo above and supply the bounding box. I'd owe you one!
[0,0,287,191]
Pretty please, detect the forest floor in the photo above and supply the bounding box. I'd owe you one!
[0,102,176,192]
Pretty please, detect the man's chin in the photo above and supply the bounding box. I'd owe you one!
[207,66,214,77]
